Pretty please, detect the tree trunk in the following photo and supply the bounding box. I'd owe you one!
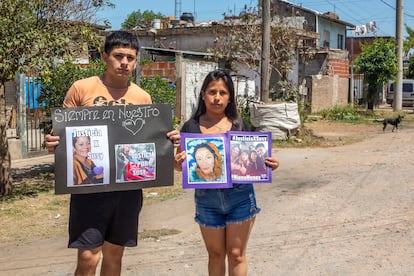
[260,0,271,103]
[366,82,378,110]
[0,82,13,197]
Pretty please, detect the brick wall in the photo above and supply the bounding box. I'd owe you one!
[140,61,176,82]
[307,75,349,113]
[329,58,349,78]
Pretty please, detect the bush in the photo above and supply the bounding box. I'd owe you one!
[316,105,360,121]
[139,76,176,108]
[38,60,106,113]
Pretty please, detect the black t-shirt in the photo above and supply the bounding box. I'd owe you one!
[181,118,249,133]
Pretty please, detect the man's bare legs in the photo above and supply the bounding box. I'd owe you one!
[74,242,124,276]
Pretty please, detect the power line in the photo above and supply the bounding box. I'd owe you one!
[380,0,414,19]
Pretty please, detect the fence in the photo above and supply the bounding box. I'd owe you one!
[16,75,48,156]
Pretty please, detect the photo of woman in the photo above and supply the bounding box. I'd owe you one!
[72,136,104,185]
[229,131,272,183]
[181,134,231,188]
[192,142,223,182]
[246,149,267,177]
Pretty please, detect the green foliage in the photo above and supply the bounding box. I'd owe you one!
[236,96,256,129]
[39,59,176,111]
[2,173,54,201]
[38,60,106,113]
[316,105,360,121]
[0,0,111,83]
[355,38,398,109]
[140,76,176,107]
[121,10,165,30]
[38,60,105,134]
[38,61,177,131]
[406,55,414,79]
[355,38,398,85]
[209,10,314,103]
[403,24,414,55]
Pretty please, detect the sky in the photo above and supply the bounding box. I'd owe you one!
[97,0,259,28]
[97,0,414,37]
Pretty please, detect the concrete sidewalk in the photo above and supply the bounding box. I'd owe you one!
[11,153,54,169]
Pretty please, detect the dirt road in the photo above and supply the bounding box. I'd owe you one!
[1,124,414,275]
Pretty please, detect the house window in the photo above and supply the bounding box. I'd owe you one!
[337,34,344,49]
[323,30,330,48]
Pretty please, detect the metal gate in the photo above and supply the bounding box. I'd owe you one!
[18,75,48,155]
[351,74,365,105]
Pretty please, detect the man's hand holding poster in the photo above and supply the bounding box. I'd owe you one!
[52,104,174,194]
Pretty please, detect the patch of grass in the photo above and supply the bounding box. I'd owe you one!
[314,105,413,124]
[316,105,361,121]
[5,172,55,201]
[273,106,414,148]
[0,170,184,243]
[0,191,70,243]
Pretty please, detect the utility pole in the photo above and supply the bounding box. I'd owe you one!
[394,0,403,111]
[349,35,355,106]
[260,0,270,103]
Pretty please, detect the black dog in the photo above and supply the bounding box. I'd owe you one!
[383,115,402,132]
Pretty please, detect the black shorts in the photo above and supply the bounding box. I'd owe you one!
[68,189,143,249]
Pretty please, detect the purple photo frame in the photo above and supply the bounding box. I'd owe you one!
[180,133,232,189]
[228,131,272,184]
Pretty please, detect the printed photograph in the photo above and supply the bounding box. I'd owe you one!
[181,133,232,189]
[65,126,110,187]
[229,131,272,184]
[115,143,156,183]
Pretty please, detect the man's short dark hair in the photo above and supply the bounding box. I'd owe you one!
[104,31,140,54]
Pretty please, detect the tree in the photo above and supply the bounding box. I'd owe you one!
[209,11,314,102]
[406,55,414,79]
[121,10,165,30]
[403,24,414,57]
[0,0,113,197]
[355,38,398,110]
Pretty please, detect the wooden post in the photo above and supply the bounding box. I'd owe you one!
[260,0,271,103]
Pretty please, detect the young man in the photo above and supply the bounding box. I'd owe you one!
[45,31,180,275]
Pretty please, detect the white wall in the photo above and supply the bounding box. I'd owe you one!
[182,61,217,121]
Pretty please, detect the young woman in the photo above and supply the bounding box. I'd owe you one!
[246,149,267,177]
[235,150,250,176]
[174,69,279,276]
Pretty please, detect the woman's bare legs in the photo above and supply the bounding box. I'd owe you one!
[199,217,255,276]
[200,226,226,276]
[226,218,255,276]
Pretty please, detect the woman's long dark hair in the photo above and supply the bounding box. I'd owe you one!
[192,69,244,130]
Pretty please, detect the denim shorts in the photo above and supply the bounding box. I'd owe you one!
[194,184,261,228]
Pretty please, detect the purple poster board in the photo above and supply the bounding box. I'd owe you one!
[180,133,232,189]
[228,131,272,184]
[180,131,273,189]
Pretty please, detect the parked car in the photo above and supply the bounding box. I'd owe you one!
[387,79,414,106]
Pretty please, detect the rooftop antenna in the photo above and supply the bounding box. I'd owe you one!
[175,0,182,19]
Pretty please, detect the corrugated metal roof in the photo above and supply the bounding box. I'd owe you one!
[141,46,214,58]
